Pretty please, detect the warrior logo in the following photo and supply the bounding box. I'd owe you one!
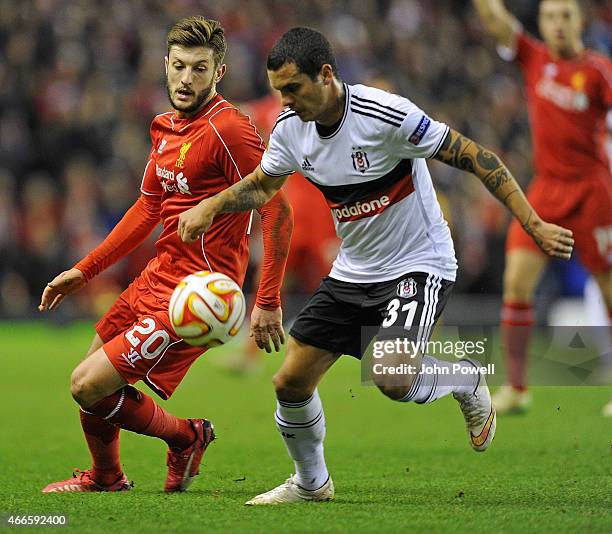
[397,278,417,298]
[175,142,192,168]
[351,147,370,174]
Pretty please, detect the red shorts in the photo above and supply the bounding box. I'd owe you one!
[506,176,612,273]
[96,275,205,399]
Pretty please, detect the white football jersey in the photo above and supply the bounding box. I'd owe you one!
[261,83,457,283]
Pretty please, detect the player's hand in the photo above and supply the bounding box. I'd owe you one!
[250,305,285,353]
[39,268,86,312]
[178,199,218,243]
[525,219,574,260]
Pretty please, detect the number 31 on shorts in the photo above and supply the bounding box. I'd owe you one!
[382,299,418,329]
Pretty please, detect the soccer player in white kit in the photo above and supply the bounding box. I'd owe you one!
[178,27,575,504]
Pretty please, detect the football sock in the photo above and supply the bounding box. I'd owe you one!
[275,389,329,491]
[88,386,196,451]
[501,301,534,391]
[399,355,479,403]
[79,410,122,486]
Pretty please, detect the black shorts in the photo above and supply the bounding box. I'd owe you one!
[289,272,454,359]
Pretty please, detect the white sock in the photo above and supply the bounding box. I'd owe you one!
[399,355,479,403]
[274,389,329,491]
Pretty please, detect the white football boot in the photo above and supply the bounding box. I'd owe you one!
[602,399,612,417]
[245,475,334,505]
[492,385,532,415]
[453,359,496,452]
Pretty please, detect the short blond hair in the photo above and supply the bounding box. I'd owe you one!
[167,16,227,66]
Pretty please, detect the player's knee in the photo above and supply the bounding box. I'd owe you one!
[70,368,101,408]
[503,270,533,302]
[272,371,313,402]
[70,370,88,406]
[370,355,414,399]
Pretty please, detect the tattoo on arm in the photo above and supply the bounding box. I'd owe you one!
[217,169,289,214]
[482,167,513,195]
[520,211,544,248]
[434,128,541,232]
[432,128,555,253]
[435,129,520,208]
[219,177,271,213]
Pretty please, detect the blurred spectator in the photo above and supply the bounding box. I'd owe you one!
[0,0,609,317]
[15,172,65,306]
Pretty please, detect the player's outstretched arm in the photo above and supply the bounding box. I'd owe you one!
[178,165,289,243]
[472,0,520,48]
[39,194,161,312]
[252,191,293,353]
[434,128,574,259]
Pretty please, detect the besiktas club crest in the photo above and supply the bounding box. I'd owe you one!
[351,147,370,174]
[397,278,417,298]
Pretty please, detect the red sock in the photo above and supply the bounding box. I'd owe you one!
[88,386,196,451]
[501,301,534,391]
[79,410,122,486]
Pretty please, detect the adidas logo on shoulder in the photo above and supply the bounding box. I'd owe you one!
[301,157,314,172]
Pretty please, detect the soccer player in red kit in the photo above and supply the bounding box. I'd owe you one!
[473,0,611,413]
[38,17,292,493]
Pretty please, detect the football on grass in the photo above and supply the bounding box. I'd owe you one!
[169,271,246,347]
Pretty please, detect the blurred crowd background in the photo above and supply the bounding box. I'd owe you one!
[0,0,610,320]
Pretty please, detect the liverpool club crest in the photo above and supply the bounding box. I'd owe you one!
[351,147,370,174]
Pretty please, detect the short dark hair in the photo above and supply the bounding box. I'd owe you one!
[267,27,339,79]
[167,16,227,66]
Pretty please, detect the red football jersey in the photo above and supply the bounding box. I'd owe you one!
[514,32,612,181]
[139,94,265,296]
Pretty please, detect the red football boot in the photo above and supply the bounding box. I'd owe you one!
[42,469,132,493]
[164,419,215,492]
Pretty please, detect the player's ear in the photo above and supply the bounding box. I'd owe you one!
[320,64,334,85]
[164,56,169,76]
[214,63,227,83]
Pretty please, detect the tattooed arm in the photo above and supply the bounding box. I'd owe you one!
[178,165,289,243]
[434,129,574,259]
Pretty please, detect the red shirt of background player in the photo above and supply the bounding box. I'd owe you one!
[514,32,611,182]
[504,32,612,272]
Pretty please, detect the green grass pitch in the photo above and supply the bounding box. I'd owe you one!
[0,322,610,533]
